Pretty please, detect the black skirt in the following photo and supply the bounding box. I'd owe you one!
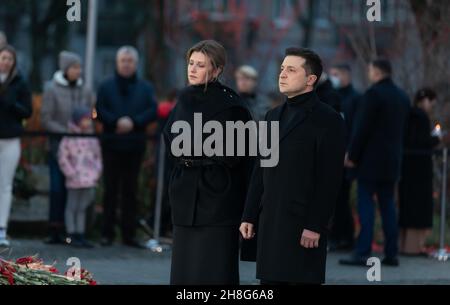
[399,155,434,229]
[170,225,240,285]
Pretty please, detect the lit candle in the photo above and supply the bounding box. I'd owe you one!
[91,108,97,120]
[432,123,443,137]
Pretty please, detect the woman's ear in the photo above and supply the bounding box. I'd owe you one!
[213,67,223,79]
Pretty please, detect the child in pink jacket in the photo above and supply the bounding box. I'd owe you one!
[58,106,102,248]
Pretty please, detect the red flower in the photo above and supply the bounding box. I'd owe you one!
[0,262,16,285]
[65,269,77,277]
[1,271,15,285]
[64,267,96,284]
[49,267,59,274]
[16,256,41,265]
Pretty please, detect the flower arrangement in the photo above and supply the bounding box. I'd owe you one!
[0,255,96,285]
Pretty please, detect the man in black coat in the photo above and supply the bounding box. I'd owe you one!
[327,64,361,250]
[329,64,361,141]
[340,59,410,266]
[96,46,157,248]
[316,73,342,113]
[240,48,346,284]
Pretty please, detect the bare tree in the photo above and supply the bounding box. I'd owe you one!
[409,0,450,128]
[29,0,69,92]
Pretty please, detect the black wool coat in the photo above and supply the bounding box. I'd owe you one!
[348,78,410,183]
[164,81,253,227]
[0,73,32,138]
[242,92,346,284]
[96,72,157,152]
[399,107,440,229]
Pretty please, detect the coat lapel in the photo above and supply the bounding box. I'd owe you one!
[280,107,308,142]
[277,94,318,143]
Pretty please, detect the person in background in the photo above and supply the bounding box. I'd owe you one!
[340,59,410,267]
[327,63,361,251]
[146,89,178,238]
[329,64,361,135]
[41,51,95,244]
[58,106,102,248]
[316,71,342,113]
[157,89,178,135]
[96,46,157,248]
[399,88,441,256]
[234,65,270,262]
[267,91,285,109]
[0,45,32,247]
[235,65,270,121]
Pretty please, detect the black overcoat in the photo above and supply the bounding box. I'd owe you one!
[399,107,439,229]
[348,78,410,183]
[242,92,346,284]
[164,81,252,285]
[0,73,32,138]
[164,81,253,227]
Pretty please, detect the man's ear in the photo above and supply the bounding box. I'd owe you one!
[307,74,318,87]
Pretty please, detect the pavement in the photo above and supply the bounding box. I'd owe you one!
[1,239,450,285]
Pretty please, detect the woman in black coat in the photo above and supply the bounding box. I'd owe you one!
[0,45,32,247]
[399,88,441,255]
[164,40,252,285]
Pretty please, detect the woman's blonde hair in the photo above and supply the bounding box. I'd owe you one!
[186,40,226,86]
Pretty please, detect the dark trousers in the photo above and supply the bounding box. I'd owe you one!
[355,180,399,259]
[330,176,355,245]
[102,149,144,242]
[48,153,67,226]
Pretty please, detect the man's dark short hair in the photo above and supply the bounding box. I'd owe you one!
[285,47,323,87]
[370,58,392,76]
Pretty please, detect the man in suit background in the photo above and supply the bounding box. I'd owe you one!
[96,46,157,248]
[340,59,410,267]
[328,63,361,251]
